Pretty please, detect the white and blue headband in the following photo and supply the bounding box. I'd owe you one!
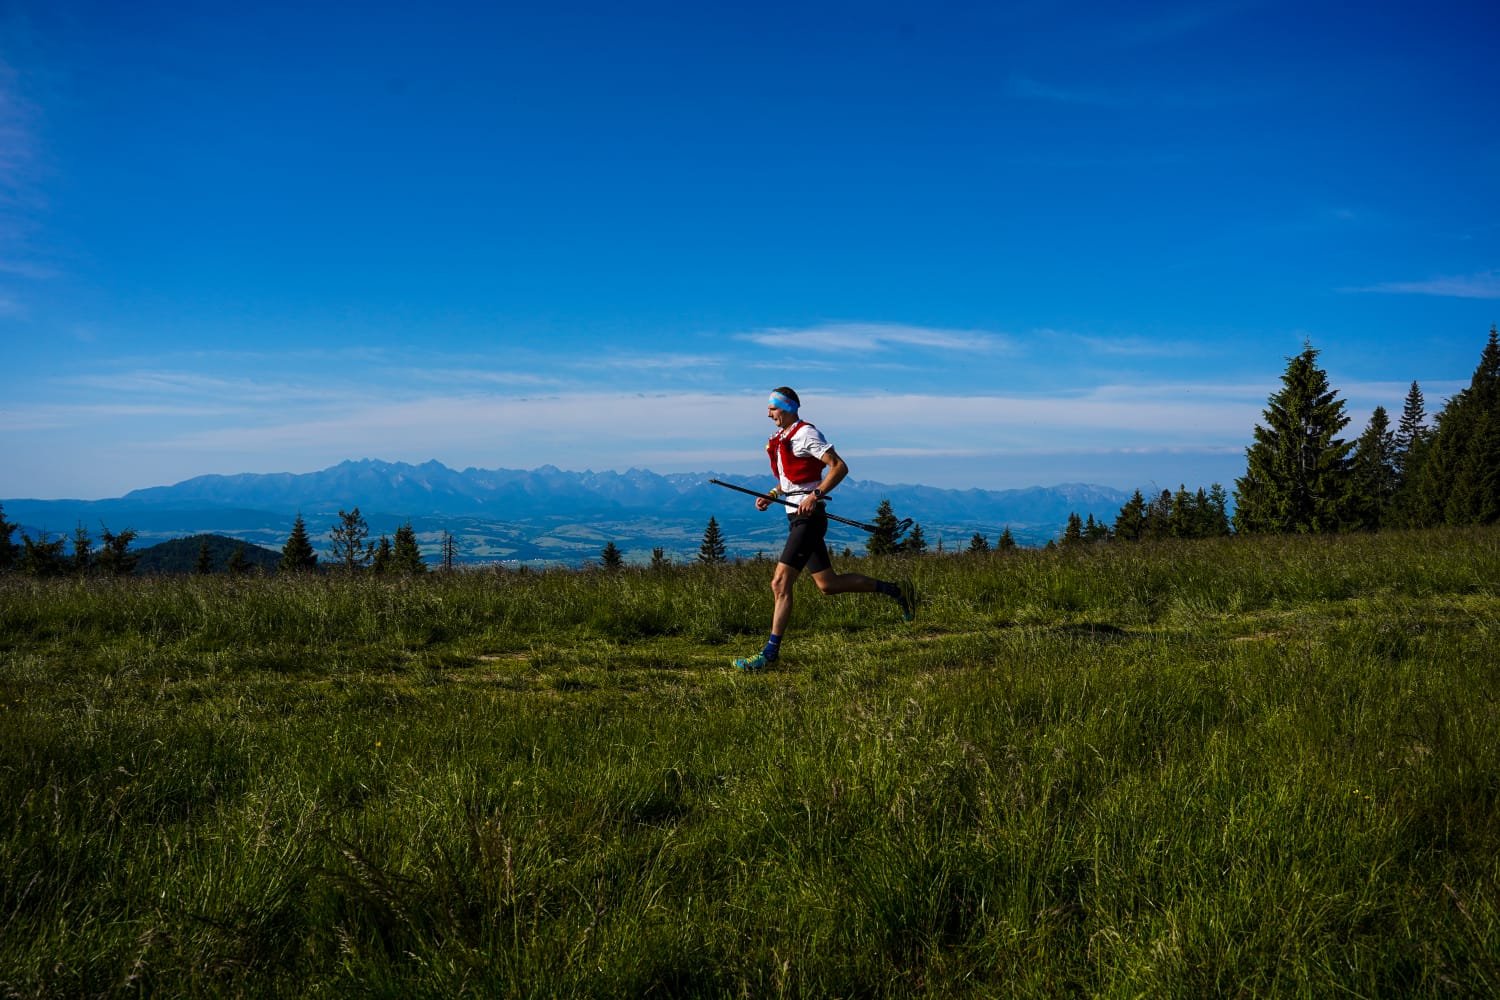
[768,391,799,415]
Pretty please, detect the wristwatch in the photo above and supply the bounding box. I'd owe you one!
[812,488,824,498]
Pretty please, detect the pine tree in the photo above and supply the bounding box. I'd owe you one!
[1389,381,1429,527]
[1444,326,1500,525]
[392,522,426,574]
[1349,406,1398,530]
[372,535,393,574]
[226,544,251,576]
[1233,343,1355,533]
[600,541,623,570]
[279,514,318,573]
[195,538,215,574]
[1143,490,1174,539]
[72,523,94,574]
[1169,486,1196,538]
[1207,484,1231,536]
[649,547,671,571]
[1402,327,1500,527]
[899,522,927,556]
[1393,381,1427,479]
[328,508,373,572]
[698,517,727,564]
[95,526,139,576]
[866,499,903,556]
[1062,512,1083,545]
[0,503,18,572]
[1113,490,1147,541]
[998,527,1017,551]
[20,532,67,576]
[967,532,989,554]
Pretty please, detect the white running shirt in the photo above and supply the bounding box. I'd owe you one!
[772,422,833,499]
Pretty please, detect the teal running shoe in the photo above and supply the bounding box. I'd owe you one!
[733,652,773,671]
[895,580,917,622]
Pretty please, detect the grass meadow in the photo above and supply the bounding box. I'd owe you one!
[2,528,1498,997]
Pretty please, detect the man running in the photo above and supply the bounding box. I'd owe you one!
[733,386,915,671]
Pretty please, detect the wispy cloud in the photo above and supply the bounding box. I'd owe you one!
[1345,270,1500,300]
[5,381,1277,495]
[54,369,368,406]
[1073,334,1210,358]
[823,386,1264,447]
[738,322,1012,355]
[573,352,730,374]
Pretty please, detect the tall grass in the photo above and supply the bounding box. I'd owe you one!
[2,528,1497,996]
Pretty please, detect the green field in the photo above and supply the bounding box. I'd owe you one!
[2,529,1498,997]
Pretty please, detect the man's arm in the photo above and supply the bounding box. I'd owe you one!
[798,448,848,514]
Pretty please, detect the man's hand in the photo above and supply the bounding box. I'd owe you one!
[755,496,773,511]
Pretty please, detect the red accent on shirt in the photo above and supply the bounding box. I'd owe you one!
[767,421,826,483]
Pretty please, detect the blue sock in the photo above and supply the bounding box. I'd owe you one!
[762,634,782,660]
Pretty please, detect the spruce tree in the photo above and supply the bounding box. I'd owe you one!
[1062,512,1083,545]
[1233,343,1355,533]
[1169,486,1197,538]
[72,523,94,574]
[866,499,903,556]
[899,522,927,556]
[1389,381,1429,527]
[1393,381,1427,479]
[1444,326,1500,525]
[998,527,1017,551]
[698,517,727,564]
[226,544,251,575]
[967,532,989,554]
[1349,406,1398,530]
[600,541,623,570]
[1113,490,1147,541]
[195,538,214,574]
[0,503,18,572]
[279,514,318,573]
[95,527,139,576]
[1143,490,1173,539]
[372,535,393,574]
[20,532,67,576]
[1403,327,1500,526]
[1207,484,1231,536]
[329,508,373,573]
[649,547,671,571]
[392,522,426,574]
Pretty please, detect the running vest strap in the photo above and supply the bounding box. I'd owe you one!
[768,421,826,483]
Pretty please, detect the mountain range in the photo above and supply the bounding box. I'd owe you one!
[4,459,1136,566]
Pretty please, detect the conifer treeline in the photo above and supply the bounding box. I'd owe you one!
[1065,325,1500,542]
[277,510,429,575]
[0,513,141,577]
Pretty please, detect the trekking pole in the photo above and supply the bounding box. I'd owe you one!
[708,479,913,538]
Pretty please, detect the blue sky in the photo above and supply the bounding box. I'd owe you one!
[1,0,1496,499]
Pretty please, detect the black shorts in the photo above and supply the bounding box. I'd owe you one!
[779,507,831,574]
